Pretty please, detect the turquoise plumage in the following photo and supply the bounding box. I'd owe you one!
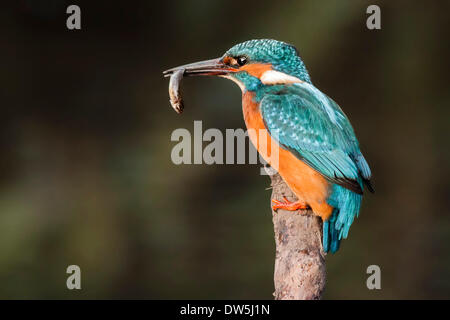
[226,40,373,253]
[255,83,371,253]
[164,39,373,253]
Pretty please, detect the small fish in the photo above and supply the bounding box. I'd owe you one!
[168,68,185,114]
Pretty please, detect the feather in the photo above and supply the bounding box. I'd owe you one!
[258,83,372,252]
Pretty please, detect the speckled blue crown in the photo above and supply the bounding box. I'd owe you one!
[225,39,311,83]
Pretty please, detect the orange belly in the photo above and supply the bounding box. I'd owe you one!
[243,91,334,220]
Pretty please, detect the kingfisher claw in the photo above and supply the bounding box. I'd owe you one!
[272,197,309,212]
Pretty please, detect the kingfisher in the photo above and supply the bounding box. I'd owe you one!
[163,39,373,253]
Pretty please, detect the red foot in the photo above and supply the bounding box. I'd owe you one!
[272,196,309,212]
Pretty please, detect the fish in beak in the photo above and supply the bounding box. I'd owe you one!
[163,58,236,114]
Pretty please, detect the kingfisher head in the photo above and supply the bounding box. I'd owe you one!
[163,39,311,92]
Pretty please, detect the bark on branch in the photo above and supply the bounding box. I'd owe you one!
[269,172,326,300]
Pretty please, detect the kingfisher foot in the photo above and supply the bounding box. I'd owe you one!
[272,196,309,212]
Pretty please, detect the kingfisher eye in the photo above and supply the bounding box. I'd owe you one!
[237,56,248,66]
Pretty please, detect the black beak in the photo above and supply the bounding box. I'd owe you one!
[163,58,235,77]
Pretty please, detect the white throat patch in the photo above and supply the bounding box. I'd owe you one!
[260,70,303,85]
[220,74,246,92]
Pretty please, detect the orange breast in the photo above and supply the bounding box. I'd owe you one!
[242,91,334,220]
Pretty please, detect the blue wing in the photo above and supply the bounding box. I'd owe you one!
[260,83,372,194]
[260,83,373,253]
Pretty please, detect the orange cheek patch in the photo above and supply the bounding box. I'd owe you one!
[240,63,273,78]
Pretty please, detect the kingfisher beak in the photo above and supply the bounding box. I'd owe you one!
[163,58,235,77]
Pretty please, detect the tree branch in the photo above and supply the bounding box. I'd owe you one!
[269,172,326,300]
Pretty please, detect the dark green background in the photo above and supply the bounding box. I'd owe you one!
[1,1,449,299]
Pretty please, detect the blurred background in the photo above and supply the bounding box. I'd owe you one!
[1,0,449,299]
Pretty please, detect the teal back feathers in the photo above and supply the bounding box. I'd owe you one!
[223,39,373,253]
[255,83,372,253]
